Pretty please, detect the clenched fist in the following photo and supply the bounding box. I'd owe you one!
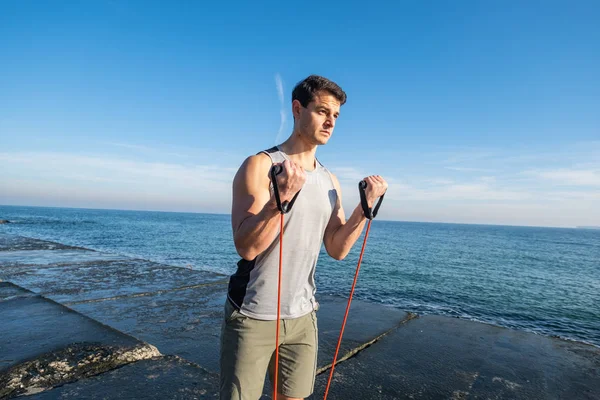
[273,160,306,203]
[363,175,388,207]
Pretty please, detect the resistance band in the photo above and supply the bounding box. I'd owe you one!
[269,166,384,400]
[269,164,301,400]
[323,180,385,400]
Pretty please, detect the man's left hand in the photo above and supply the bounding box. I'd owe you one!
[363,175,388,208]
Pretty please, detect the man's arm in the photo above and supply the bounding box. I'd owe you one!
[323,173,388,260]
[231,154,306,260]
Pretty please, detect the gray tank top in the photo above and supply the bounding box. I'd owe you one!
[227,146,338,320]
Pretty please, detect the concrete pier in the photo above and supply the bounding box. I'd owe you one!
[0,282,162,398]
[1,232,599,399]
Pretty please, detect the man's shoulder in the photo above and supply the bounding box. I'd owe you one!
[234,152,272,182]
[242,152,272,170]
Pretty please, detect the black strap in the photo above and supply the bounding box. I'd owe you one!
[359,181,385,220]
[262,146,279,155]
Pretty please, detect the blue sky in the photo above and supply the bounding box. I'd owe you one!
[1,1,599,227]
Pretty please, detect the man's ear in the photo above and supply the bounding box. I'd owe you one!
[292,99,303,120]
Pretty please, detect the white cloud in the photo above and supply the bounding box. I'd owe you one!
[327,158,600,226]
[103,141,155,152]
[275,73,284,103]
[479,176,496,183]
[444,166,494,172]
[274,73,287,144]
[397,183,530,202]
[0,152,236,183]
[3,141,600,227]
[423,178,454,186]
[383,199,600,227]
[100,141,241,161]
[0,151,236,213]
[330,166,366,182]
[527,169,600,186]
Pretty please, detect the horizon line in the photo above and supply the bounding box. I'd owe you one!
[0,203,588,230]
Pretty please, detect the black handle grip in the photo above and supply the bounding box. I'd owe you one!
[270,164,301,214]
[359,180,385,220]
[272,164,283,176]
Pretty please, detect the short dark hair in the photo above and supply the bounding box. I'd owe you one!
[292,75,347,107]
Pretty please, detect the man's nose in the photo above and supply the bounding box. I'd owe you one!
[324,116,334,128]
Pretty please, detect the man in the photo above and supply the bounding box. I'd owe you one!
[220,75,388,400]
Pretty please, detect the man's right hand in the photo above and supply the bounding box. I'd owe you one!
[232,155,305,260]
[273,160,306,203]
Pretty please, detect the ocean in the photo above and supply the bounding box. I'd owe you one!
[1,205,598,347]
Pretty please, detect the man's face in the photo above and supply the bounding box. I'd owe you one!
[294,91,341,145]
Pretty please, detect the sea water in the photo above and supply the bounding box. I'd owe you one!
[1,205,598,347]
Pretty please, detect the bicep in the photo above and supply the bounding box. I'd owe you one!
[231,155,272,234]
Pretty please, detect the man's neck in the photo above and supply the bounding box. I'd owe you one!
[278,133,318,171]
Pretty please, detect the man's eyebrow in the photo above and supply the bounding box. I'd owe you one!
[315,105,340,116]
[316,105,334,113]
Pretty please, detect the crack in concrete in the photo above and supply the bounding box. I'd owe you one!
[316,312,419,376]
[63,280,229,306]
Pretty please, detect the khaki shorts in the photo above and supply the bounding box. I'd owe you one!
[219,299,319,400]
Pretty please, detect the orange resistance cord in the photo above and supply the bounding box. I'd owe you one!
[273,212,284,400]
[323,219,372,400]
